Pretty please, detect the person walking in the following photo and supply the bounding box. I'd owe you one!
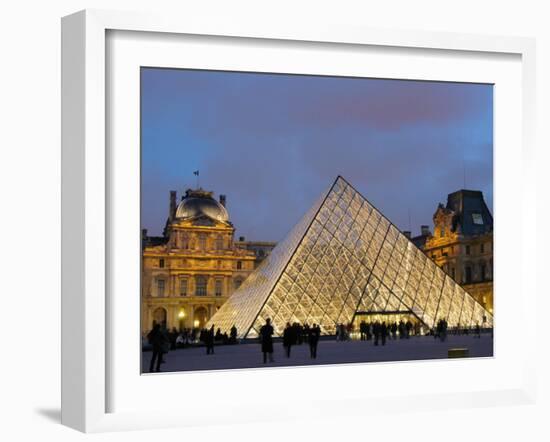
[206,325,215,355]
[359,320,366,341]
[283,322,294,358]
[230,325,237,344]
[380,322,388,346]
[366,322,372,341]
[373,321,380,346]
[159,321,170,363]
[147,323,169,373]
[308,323,321,359]
[405,320,412,338]
[259,318,275,363]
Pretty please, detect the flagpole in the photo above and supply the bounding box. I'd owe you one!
[193,170,200,189]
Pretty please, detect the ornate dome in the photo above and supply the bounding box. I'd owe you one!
[175,189,229,223]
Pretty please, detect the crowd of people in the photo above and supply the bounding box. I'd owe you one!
[281,321,321,359]
[146,317,490,371]
[357,319,417,344]
[258,319,321,363]
[145,321,239,371]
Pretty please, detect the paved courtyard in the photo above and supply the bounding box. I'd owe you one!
[142,334,493,373]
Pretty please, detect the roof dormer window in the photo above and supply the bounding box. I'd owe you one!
[472,213,484,225]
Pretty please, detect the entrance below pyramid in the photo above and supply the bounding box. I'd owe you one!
[353,311,427,336]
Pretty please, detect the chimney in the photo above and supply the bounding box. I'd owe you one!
[141,229,148,247]
[421,225,430,236]
[403,231,411,239]
[169,191,177,220]
[219,194,226,207]
[239,236,245,242]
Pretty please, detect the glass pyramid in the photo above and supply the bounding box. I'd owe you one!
[207,176,494,338]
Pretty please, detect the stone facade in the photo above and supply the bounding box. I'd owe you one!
[234,238,277,268]
[141,189,257,334]
[416,189,494,315]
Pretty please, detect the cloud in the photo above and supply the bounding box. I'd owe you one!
[140,68,493,240]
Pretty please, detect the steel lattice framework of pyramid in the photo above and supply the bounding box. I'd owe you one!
[207,176,493,339]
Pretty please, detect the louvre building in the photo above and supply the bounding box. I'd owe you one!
[206,176,493,339]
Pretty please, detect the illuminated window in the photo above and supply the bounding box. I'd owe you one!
[182,234,190,249]
[215,279,223,296]
[179,279,188,296]
[472,213,484,225]
[157,279,165,297]
[199,234,207,250]
[195,276,207,296]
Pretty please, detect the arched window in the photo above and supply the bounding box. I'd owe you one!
[195,276,207,296]
[216,235,224,250]
[152,307,167,327]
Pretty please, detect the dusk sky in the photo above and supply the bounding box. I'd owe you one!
[141,68,493,241]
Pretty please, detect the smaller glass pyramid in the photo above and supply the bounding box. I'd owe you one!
[207,176,493,338]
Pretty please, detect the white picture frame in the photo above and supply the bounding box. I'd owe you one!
[61,9,537,433]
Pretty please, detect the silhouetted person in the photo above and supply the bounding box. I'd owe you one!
[398,320,405,339]
[283,322,294,358]
[297,323,304,345]
[230,325,237,344]
[360,320,367,341]
[380,322,388,346]
[303,323,310,345]
[308,324,321,359]
[259,318,274,363]
[391,322,398,340]
[373,321,380,346]
[147,323,169,373]
[366,322,372,341]
[206,325,215,354]
[405,320,412,338]
[169,327,178,350]
[160,321,169,363]
[475,322,481,338]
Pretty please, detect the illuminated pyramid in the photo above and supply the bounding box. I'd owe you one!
[207,176,493,338]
